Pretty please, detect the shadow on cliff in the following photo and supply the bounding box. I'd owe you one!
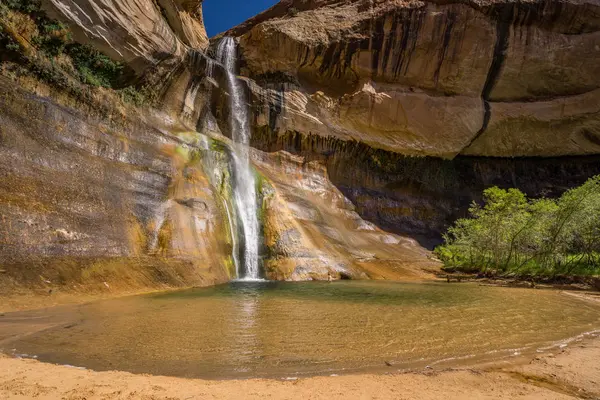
[247,130,600,250]
[194,47,600,251]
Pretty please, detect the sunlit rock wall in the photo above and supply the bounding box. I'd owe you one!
[41,0,209,79]
[3,0,600,292]
[255,150,437,281]
[0,77,232,295]
[224,0,600,158]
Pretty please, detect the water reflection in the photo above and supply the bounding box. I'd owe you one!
[2,282,600,379]
[228,281,262,372]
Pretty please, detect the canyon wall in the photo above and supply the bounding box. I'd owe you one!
[204,0,600,239]
[41,0,209,81]
[0,76,234,297]
[222,0,600,158]
[1,0,600,297]
[248,130,600,240]
[0,59,436,298]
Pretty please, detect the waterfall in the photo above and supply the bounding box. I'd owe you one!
[211,37,261,281]
[222,199,241,277]
[150,200,172,252]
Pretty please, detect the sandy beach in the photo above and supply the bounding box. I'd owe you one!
[1,332,599,400]
[1,288,599,399]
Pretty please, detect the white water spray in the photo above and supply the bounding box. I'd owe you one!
[213,37,261,280]
[222,199,241,277]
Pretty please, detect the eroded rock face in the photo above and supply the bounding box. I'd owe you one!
[4,0,600,291]
[186,121,438,281]
[224,0,600,158]
[157,0,209,50]
[254,150,437,281]
[0,77,232,295]
[199,17,600,243]
[246,129,600,240]
[41,0,208,77]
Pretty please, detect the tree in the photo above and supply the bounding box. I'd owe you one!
[435,176,600,278]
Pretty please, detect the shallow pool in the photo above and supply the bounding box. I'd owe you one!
[1,281,599,379]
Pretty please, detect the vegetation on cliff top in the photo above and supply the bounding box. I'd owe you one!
[0,0,151,105]
[436,176,600,278]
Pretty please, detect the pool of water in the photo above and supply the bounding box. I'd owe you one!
[1,281,600,379]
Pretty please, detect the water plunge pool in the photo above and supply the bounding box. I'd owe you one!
[1,281,599,379]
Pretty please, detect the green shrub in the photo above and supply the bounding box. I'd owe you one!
[4,0,41,14]
[119,85,147,106]
[1,0,125,89]
[0,23,18,52]
[1,0,151,108]
[32,21,71,56]
[5,41,20,51]
[67,44,123,88]
[435,176,600,277]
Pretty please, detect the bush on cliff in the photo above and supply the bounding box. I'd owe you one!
[33,21,71,56]
[435,176,600,277]
[0,0,148,105]
[66,44,123,88]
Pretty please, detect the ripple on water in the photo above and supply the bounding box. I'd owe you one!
[1,281,600,379]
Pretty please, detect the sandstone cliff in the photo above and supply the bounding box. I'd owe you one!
[222,0,600,158]
[0,73,438,300]
[0,76,234,298]
[2,0,600,299]
[41,0,209,79]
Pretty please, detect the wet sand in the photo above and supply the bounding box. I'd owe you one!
[0,334,598,399]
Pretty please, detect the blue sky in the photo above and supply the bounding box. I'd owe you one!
[203,0,279,37]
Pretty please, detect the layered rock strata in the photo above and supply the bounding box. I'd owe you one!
[222,0,600,158]
[0,77,232,296]
[41,0,209,79]
[2,0,600,294]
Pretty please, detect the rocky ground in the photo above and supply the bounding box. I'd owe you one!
[0,330,598,399]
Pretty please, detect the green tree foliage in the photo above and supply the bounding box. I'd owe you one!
[436,176,600,277]
[4,0,41,14]
[0,0,148,104]
[33,21,71,56]
[2,0,71,56]
[66,44,122,88]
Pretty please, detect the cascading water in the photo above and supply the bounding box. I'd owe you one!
[212,37,261,280]
[150,200,172,252]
